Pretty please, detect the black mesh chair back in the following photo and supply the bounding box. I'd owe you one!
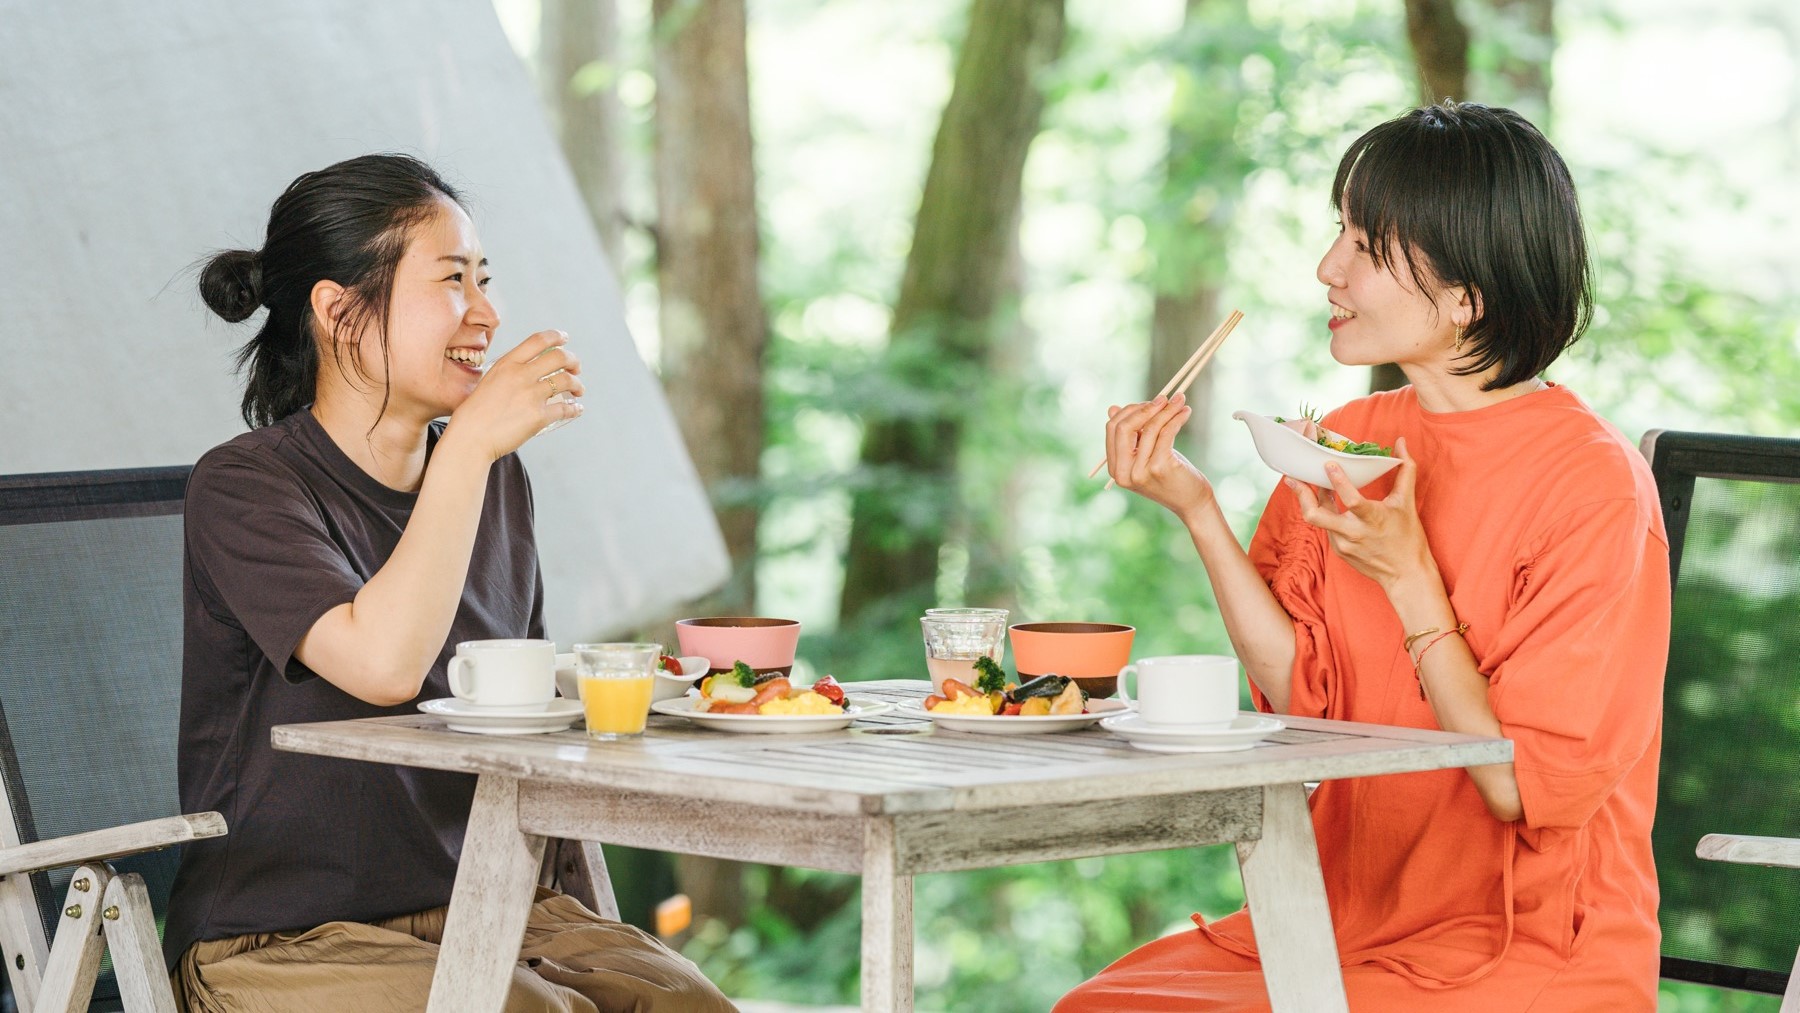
[0,468,191,1012]
[1645,431,1800,996]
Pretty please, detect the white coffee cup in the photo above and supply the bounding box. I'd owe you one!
[1117,655,1240,728]
[447,639,556,713]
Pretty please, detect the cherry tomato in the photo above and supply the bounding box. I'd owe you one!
[658,655,683,675]
[810,675,846,706]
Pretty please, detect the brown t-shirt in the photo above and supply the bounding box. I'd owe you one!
[164,410,545,964]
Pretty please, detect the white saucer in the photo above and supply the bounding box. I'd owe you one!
[1104,714,1240,737]
[1100,712,1284,753]
[418,697,583,735]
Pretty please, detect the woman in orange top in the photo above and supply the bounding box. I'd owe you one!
[1060,103,1669,1011]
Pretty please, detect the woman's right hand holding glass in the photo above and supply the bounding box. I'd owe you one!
[1105,392,1213,520]
[447,330,585,461]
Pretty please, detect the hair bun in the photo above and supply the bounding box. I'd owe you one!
[199,249,264,323]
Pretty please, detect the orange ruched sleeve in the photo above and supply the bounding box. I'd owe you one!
[1247,482,1336,719]
[1485,497,1671,847]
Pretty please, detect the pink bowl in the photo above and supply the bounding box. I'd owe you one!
[1009,622,1136,698]
[674,617,802,676]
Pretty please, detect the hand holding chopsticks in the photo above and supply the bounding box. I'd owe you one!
[1091,309,1242,490]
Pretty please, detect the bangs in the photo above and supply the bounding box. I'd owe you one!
[1329,109,1485,295]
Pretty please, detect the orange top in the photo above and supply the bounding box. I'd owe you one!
[1059,384,1670,1012]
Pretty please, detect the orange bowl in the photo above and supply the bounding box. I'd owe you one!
[675,617,802,677]
[1008,622,1135,698]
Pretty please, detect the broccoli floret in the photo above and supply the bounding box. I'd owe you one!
[973,655,1007,695]
[729,661,758,687]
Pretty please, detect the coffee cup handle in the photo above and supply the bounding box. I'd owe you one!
[1117,664,1137,708]
[448,655,474,701]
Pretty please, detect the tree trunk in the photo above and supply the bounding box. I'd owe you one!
[1404,0,1471,104]
[1491,0,1554,124]
[1369,357,1410,396]
[1144,0,1256,469]
[838,0,1067,626]
[653,0,765,616]
[961,205,1030,613]
[652,0,767,928]
[1377,0,1473,395]
[540,0,626,274]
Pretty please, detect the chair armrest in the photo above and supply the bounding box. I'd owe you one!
[1696,833,1800,870]
[0,812,226,877]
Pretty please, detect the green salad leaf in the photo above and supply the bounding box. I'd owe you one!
[1274,403,1392,458]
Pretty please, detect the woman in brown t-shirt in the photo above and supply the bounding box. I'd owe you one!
[167,154,733,1013]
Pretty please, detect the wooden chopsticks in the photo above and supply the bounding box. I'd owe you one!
[1089,309,1243,489]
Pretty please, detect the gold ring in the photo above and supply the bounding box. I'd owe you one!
[545,376,559,396]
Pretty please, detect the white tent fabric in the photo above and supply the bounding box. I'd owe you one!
[0,0,728,641]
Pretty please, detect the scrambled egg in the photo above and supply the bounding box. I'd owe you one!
[928,693,995,716]
[759,691,842,716]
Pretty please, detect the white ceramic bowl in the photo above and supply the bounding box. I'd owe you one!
[555,653,710,704]
[1232,410,1402,489]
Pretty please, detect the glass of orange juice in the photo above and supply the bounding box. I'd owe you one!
[574,642,660,740]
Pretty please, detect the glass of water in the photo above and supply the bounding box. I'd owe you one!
[920,608,1009,693]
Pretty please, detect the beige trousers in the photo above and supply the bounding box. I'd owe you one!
[173,889,736,1013]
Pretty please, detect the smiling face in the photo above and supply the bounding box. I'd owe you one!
[1314,219,1469,374]
[351,197,499,424]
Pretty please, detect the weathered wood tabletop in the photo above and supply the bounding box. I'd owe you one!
[274,680,1511,1013]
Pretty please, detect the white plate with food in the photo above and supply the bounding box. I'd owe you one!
[904,697,1131,735]
[418,697,584,735]
[650,694,893,733]
[1233,409,1402,488]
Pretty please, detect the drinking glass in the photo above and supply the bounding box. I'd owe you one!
[538,369,579,436]
[920,608,1009,692]
[574,642,661,740]
[531,334,579,435]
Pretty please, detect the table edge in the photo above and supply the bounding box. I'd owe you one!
[272,719,1511,816]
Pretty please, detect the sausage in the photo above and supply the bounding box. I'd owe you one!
[747,678,792,711]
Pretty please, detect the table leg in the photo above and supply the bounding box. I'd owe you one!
[1237,781,1348,1013]
[860,818,913,1013]
[427,774,546,1013]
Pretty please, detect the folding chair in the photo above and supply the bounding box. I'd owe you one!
[0,467,225,1012]
[1643,430,1800,1008]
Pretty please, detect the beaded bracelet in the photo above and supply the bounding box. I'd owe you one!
[1405,622,1469,700]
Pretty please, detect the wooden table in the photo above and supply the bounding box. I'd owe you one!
[273,680,1510,1013]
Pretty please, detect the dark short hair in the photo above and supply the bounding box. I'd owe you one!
[199,154,463,428]
[1331,103,1592,389]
